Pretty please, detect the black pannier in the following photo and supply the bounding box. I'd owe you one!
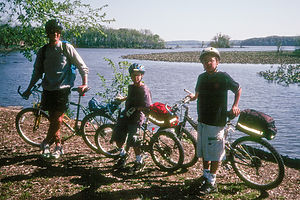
[236,109,277,140]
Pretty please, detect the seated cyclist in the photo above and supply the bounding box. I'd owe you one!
[110,63,152,171]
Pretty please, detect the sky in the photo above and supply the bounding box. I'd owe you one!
[82,0,300,41]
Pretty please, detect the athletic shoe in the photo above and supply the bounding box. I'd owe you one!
[132,161,145,172]
[184,175,207,194]
[50,145,64,159]
[199,181,218,195]
[114,154,127,169]
[40,142,51,159]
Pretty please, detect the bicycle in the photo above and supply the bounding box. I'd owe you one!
[16,83,107,152]
[174,89,285,190]
[94,105,185,172]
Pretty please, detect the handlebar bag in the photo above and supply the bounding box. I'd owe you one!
[236,109,277,140]
[148,102,179,128]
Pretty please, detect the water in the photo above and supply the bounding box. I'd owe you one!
[0,47,299,159]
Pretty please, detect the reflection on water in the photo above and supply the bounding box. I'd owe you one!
[0,47,299,159]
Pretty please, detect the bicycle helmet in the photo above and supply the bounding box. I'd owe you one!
[45,19,63,33]
[199,47,221,63]
[128,63,145,75]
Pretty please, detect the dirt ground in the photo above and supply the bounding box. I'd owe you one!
[0,106,299,200]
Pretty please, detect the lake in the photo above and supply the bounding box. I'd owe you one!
[0,46,299,159]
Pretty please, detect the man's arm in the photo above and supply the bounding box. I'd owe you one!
[22,50,44,99]
[78,74,88,95]
[231,87,242,116]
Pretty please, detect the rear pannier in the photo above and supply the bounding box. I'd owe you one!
[236,109,277,140]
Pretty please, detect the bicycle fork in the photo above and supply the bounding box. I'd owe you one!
[32,109,43,131]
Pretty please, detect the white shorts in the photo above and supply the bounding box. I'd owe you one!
[197,122,226,161]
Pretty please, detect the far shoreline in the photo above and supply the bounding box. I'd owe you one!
[2,47,300,65]
[122,51,300,65]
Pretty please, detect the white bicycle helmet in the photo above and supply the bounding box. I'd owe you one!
[199,47,221,62]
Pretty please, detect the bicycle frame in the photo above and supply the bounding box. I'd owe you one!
[224,121,269,167]
[18,84,90,143]
[177,104,197,131]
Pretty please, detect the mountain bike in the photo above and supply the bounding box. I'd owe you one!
[175,89,285,190]
[16,83,108,152]
[93,106,185,172]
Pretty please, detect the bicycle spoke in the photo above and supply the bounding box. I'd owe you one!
[230,136,284,190]
[176,128,197,168]
[150,131,184,171]
[16,108,50,147]
[81,112,116,153]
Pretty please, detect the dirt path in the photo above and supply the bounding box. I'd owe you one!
[0,107,299,199]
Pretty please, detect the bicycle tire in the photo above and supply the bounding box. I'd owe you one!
[94,123,120,158]
[176,127,198,169]
[149,130,184,172]
[15,107,50,147]
[229,136,285,190]
[80,111,115,152]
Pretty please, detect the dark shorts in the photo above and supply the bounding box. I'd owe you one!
[111,118,141,147]
[41,88,71,112]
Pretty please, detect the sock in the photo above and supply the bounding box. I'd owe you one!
[120,148,126,157]
[136,155,143,163]
[208,173,216,185]
[203,169,210,179]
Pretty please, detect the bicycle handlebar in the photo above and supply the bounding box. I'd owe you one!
[17,84,42,100]
[184,89,192,95]
[71,87,91,96]
[17,86,25,99]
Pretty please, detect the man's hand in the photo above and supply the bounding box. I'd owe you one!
[115,94,127,102]
[22,89,31,100]
[231,105,240,117]
[186,92,198,101]
[78,85,88,95]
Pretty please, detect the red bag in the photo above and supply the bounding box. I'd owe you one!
[148,102,179,128]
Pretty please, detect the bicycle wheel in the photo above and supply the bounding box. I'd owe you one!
[229,136,285,190]
[15,107,50,147]
[176,127,198,168]
[150,130,184,172]
[94,123,119,158]
[80,111,115,152]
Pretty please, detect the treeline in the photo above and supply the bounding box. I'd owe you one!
[65,27,165,49]
[0,25,166,50]
[240,36,300,46]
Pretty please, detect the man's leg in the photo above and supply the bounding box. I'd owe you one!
[48,110,64,145]
[48,110,64,159]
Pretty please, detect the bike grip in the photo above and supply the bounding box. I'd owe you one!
[17,86,28,100]
[184,89,192,94]
[17,86,22,95]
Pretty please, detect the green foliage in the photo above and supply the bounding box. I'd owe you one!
[74,28,165,49]
[210,33,231,48]
[241,36,300,46]
[96,58,131,102]
[258,64,300,86]
[0,0,113,61]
